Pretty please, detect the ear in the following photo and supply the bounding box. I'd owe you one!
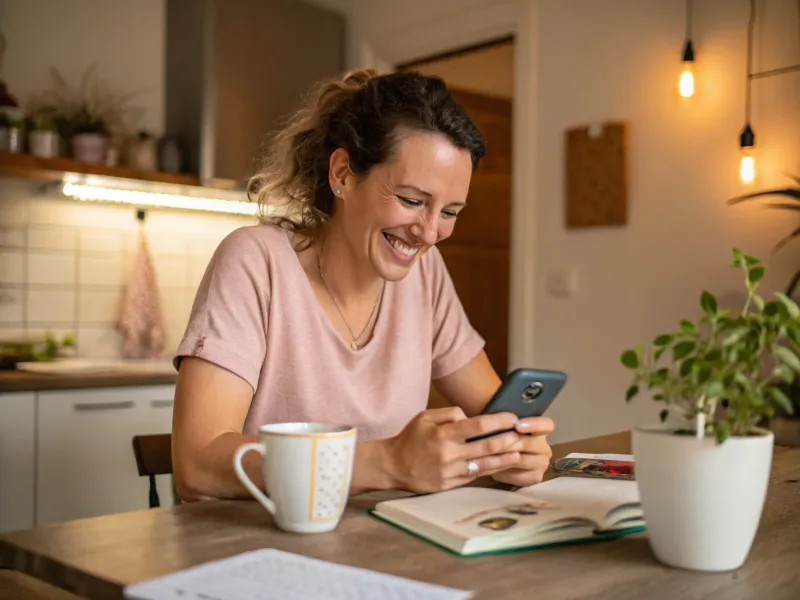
[328,148,352,198]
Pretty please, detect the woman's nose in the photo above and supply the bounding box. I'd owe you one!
[410,218,438,246]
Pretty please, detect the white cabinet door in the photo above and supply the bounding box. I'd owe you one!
[0,392,36,532]
[36,385,176,526]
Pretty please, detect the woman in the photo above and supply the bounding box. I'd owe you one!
[171,69,554,502]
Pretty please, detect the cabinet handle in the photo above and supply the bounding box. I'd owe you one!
[150,399,174,408]
[73,400,135,411]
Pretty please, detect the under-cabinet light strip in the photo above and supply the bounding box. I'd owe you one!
[62,182,259,216]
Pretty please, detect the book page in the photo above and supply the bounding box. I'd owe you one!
[517,477,640,527]
[124,549,472,600]
[376,487,587,542]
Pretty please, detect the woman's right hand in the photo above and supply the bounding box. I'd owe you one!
[384,407,522,493]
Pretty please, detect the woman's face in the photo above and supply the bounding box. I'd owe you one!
[331,130,474,282]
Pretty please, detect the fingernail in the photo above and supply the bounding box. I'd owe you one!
[517,421,532,430]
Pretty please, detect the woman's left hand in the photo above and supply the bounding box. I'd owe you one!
[490,417,555,487]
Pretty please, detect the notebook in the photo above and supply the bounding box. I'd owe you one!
[123,548,472,600]
[369,476,645,557]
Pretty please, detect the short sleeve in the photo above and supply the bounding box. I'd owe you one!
[424,246,485,379]
[173,226,270,392]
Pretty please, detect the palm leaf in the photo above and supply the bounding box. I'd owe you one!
[728,188,800,205]
[774,224,800,252]
[787,268,800,300]
[763,203,800,212]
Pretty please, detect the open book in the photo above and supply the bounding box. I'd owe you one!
[370,476,645,557]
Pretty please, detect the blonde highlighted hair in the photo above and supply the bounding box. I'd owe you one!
[247,68,486,248]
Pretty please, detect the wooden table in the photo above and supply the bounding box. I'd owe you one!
[1,431,798,600]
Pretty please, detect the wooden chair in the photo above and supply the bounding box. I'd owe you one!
[132,434,180,508]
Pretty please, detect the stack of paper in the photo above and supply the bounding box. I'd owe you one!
[124,549,472,600]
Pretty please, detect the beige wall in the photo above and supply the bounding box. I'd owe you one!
[347,0,800,442]
[407,42,514,98]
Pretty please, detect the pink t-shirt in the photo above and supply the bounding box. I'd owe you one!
[174,224,484,441]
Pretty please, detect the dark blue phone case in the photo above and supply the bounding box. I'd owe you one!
[466,368,567,443]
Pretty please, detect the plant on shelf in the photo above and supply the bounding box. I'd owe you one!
[727,173,800,300]
[619,248,799,574]
[26,64,143,164]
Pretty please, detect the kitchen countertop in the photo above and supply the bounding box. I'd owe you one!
[0,368,178,393]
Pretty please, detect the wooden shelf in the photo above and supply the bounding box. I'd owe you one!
[0,150,199,187]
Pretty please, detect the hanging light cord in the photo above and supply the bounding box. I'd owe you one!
[685,0,693,41]
[745,0,756,123]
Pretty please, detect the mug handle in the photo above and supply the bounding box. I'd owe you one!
[233,443,277,515]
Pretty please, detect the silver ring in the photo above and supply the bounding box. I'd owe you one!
[466,460,479,475]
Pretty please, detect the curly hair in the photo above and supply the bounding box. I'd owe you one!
[247,69,486,248]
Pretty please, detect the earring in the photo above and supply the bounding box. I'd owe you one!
[335,188,341,196]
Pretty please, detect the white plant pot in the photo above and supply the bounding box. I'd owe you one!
[71,133,108,165]
[633,425,773,572]
[29,130,60,158]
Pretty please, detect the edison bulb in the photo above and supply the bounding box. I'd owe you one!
[740,150,755,184]
[679,63,695,98]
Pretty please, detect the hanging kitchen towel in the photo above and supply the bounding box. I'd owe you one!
[118,225,167,359]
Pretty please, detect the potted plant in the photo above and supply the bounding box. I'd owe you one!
[27,112,61,158]
[620,247,799,572]
[26,64,143,165]
[728,175,800,442]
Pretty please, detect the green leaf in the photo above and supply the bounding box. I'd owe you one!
[722,328,749,347]
[625,385,639,402]
[769,387,795,416]
[654,346,667,361]
[715,421,731,445]
[680,319,697,335]
[773,364,795,384]
[774,292,800,320]
[673,341,696,360]
[621,350,638,369]
[775,346,800,374]
[692,362,711,385]
[753,295,765,311]
[705,380,726,398]
[680,357,695,377]
[701,291,718,315]
[748,266,766,286]
[654,334,673,346]
[659,408,669,422]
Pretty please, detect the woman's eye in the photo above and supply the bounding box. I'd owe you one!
[442,210,458,219]
[398,196,423,208]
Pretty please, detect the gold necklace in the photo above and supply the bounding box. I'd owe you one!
[316,246,384,351]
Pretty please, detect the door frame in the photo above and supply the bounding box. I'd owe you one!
[346,0,540,370]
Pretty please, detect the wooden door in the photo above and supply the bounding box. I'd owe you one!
[430,88,512,406]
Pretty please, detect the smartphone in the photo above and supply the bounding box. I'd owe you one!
[466,368,567,443]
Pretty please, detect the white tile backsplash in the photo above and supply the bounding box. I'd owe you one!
[0,251,25,284]
[0,288,24,323]
[0,227,25,249]
[0,180,255,358]
[28,226,77,251]
[78,288,123,324]
[28,289,76,323]
[79,255,125,286]
[28,253,76,285]
[79,229,125,254]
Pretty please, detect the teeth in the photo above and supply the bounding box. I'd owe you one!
[385,233,418,257]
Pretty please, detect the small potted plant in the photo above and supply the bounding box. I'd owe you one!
[620,248,799,572]
[27,112,61,158]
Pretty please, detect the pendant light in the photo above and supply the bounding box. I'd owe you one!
[739,0,756,184]
[679,0,695,98]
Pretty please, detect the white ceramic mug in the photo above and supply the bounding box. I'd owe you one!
[233,422,357,533]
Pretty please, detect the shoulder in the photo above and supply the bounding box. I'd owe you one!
[211,223,292,268]
[415,244,449,284]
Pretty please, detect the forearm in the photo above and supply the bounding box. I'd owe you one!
[349,438,401,495]
[174,431,260,502]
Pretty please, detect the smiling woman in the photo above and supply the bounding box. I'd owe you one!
[170,69,555,503]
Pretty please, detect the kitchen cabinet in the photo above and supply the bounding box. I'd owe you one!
[0,392,36,533]
[36,385,176,526]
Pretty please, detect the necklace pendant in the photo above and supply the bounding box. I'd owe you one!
[350,340,359,351]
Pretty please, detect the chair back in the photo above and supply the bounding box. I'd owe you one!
[132,433,176,508]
